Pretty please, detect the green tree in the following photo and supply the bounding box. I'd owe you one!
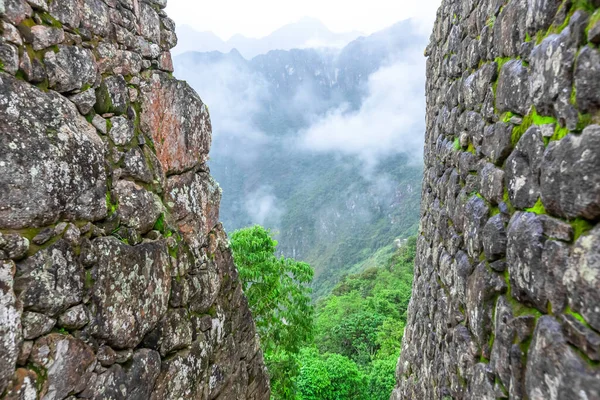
[230,226,314,399]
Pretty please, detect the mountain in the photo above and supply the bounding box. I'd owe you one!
[173,19,429,297]
[172,17,363,59]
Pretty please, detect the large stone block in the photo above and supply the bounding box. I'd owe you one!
[89,237,171,348]
[0,74,107,229]
[140,71,212,174]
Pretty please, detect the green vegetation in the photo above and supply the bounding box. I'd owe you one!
[232,226,416,399]
[231,226,314,399]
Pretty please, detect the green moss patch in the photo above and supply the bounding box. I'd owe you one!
[570,218,594,241]
[525,198,547,215]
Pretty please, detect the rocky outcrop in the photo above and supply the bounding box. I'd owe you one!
[392,1,600,399]
[0,0,270,399]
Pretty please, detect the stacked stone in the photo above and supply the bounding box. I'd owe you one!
[392,0,600,399]
[0,0,270,399]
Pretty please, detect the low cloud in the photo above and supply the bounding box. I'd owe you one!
[244,186,285,226]
[297,49,426,169]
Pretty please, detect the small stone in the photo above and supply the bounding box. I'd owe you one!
[482,214,508,261]
[49,0,81,27]
[1,21,22,45]
[45,45,97,93]
[108,116,134,146]
[91,114,107,134]
[114,180,163,234]
[158,51,173,72]
[482,122,513,165]
[574,45,600,114]
[0,234,29,260]
[0,42,19,75]
[537,214,574,241]
[589,18,600,44]
[32,228,53,245]
[69,88,97,115]
[505,126,545,209]
[22,311,56,340]
[58,304,89,330]
[17,341,33,366]
[114,349,133,363]
[479,163,504,205]
[561,314,600,361]
[19,50,46,83]
[95,75,128,115]
[26,0,48,11]
[97,345,117,367]
[30,25,64,51]
[122,147,154,183]
[496,59,531,115]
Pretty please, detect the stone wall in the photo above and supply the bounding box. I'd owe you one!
[0,0,270,399]
[392,0,600,398]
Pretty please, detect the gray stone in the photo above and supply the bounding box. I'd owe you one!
[15,240,84,316]
[496,59,530,115]
[564,226,600,332]
[30,25,64,51]
[45,45,97,93]
[526,316,600,399]
[19,50,46,83]
[0,73,107,229]
[0,42,18,75]
[494,0,527,57]
[26,0,47,11]
[139,1,161,43]
[140,71,212,174]
[0,234,29,260]
[89,237,171,348]
[58,304,89,330]
[49,0,81,27]
[466,263,507,356]
[95,75,128,115]
[542,239,569,313]
[2,20,22,45]
[142,308,193,356]
[0,260,22,395]
[574,46,600,114]
[29,333,95,400]
[81,349,161,400]
[482,214,508,261]
[589,16,600,44]
[3,0,32,25]
[113,179,163,235]
[32,228,53,245]
[91,114,107,134]
[507,212,547,311]
[69,88,97,115]
[505,126,545,210]
[81,0,110,37]
[463,196,489,258]
[490,296,514,389]
[165,170,221,248]
[482,122,512,165]
[562,314,600,361]
[526,0,561,34]
[541,126,600,220]
[96,345,117,367]
[22,311,55,339]
[479,163,504,205]
[122,147,154,183]
[108,115,134,145]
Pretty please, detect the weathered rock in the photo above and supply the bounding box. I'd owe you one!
[505,126,545,209]
[21,311,55,339]
[29,333,95,400]
[0,42,19,74]
[482,122,513,165]
[494,0,527,57]
[2,368,38,400]
[45,45,97,93]
[0,73,106,229]
[49,0,81,27]
[564,226,600,331]
[108,115,135,145]
[30,25,64,51]
[139,1,161,43]
[482,214,508,260]
[89,237,171,348]
[466,263,507,355]
[142,308,193,356]
[80,0,110,37]
[526,316,600,399]
[0,234,29,260]
[496,60,530,115]
[463,195,489,258]
[165,170,221,247]
[81,349,161,400]
[574,45,600,114]
[562,314,600,361]
[58,304,89,330]
[0,260,22,395]
[122,147,154,183]
[15,240,84,316]
[479,163,504,205]
[95,75,129,115]
[68,88,97,115]
[140,71,212,174]
[541,126,600,220]
[113,179,163,234]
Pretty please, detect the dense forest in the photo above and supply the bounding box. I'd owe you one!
[230,226,416,399]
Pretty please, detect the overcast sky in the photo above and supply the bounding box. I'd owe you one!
[165,0,441,40]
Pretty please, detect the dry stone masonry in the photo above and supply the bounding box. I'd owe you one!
[0,0,270,398]
[392,0,600,398]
